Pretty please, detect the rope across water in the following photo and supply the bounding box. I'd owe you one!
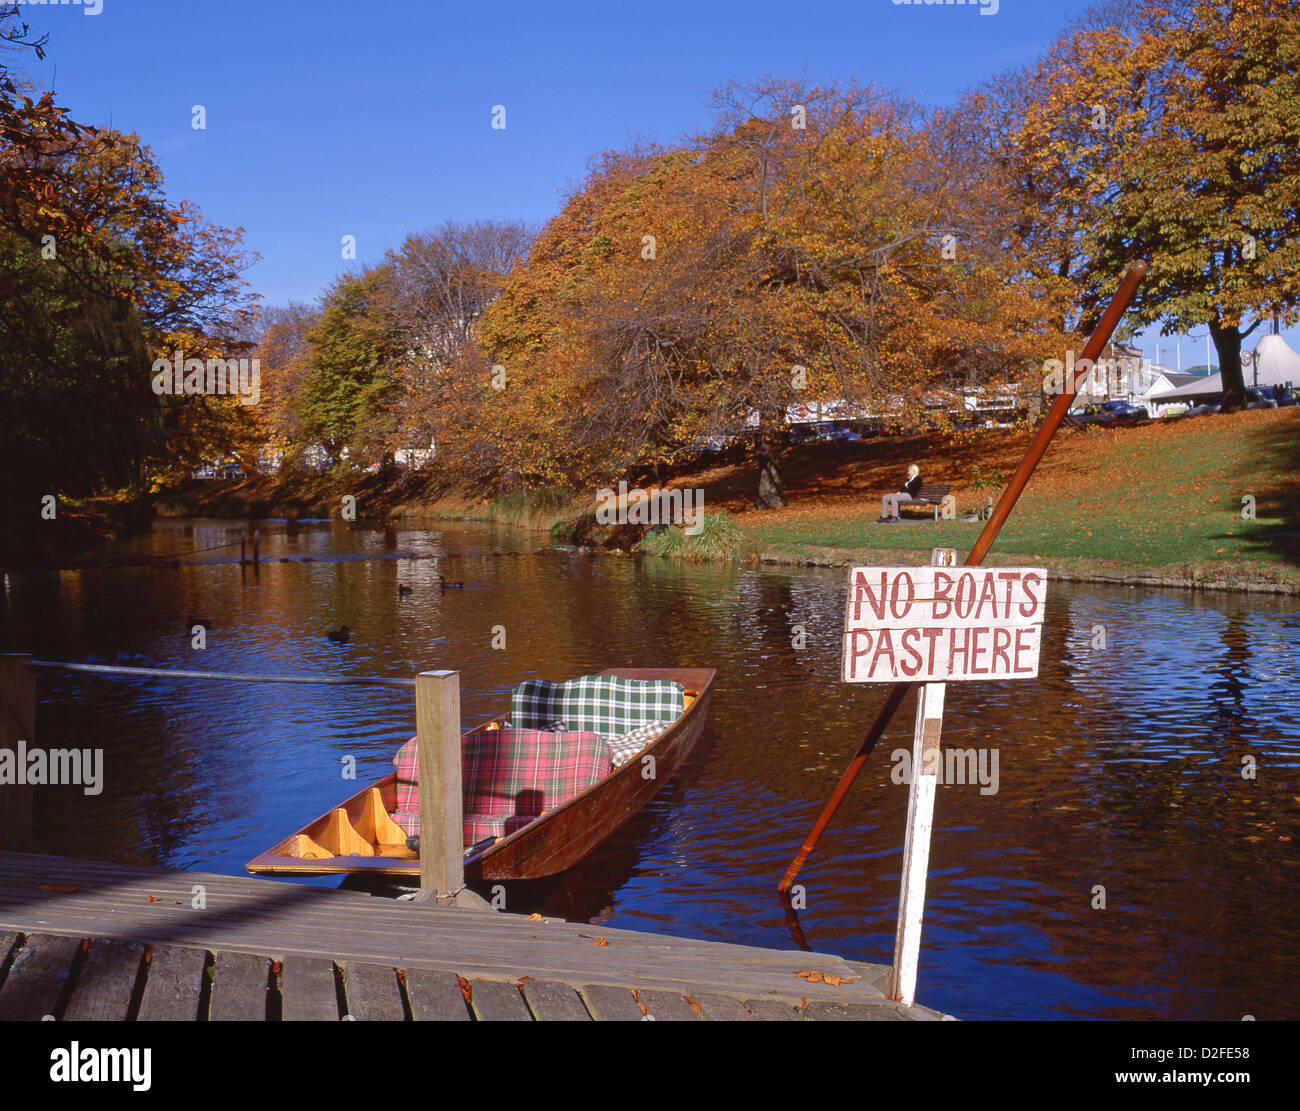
[22,660,417,689]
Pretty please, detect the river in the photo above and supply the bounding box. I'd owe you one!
[3,518,1297,1020]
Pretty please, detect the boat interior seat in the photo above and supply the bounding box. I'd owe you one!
[389,726,613,845]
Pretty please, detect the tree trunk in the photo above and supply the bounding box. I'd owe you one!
[755,429,788,508]
[1212,321,1246,412]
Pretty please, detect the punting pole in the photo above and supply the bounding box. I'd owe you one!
[778,260,1149,895]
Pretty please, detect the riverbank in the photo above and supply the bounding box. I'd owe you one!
[76,407,1299,596]
[395,408,1300,595]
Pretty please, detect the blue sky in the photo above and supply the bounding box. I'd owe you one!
[16,0,1294,365]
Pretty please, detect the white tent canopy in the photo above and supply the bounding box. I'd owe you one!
[1248,333,1300,388]
[1148,333,1300,401]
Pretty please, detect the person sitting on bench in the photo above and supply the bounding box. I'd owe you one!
[878,464,923,522]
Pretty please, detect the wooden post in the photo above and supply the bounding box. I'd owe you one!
[415,670,463,904]
[889,548,956,1007]
[0,654,36,851]
[252,530,260,567]
[890,679,945,1006]
[240,537,247,565]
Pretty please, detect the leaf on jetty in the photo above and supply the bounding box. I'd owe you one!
[629,989,648,1016]
[594,936,609,946]
[457,975,472,1004]
[794,970,858,986]
[526,913,545,921]
[686,996,702,1018]
[147,895,159,903]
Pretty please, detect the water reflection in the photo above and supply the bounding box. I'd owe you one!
[1,519,1297,1019]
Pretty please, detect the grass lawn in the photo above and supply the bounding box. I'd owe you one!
[679,408,1300,578]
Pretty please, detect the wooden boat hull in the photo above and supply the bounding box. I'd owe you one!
[245,667,715,882]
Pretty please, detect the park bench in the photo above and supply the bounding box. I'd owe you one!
[897,483,954,521]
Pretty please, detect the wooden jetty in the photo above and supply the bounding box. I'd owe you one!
[0,853,950,1021]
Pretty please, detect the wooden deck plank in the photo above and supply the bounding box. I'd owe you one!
[137,945,207,1021]
[280,956,339,1021]
[0,932,81,1020]
[0,858,825,960]
[803,1000,911,1021]
[580,984,645,1021]
[521,979,592,1021]
[694,992,755,1021]
[0,893,805,964]
[208,951,271,1022]
[0,873,820,963]
[468,979,532,1021]
[0,916,879,1003]
[62,938,145,1021]
[743,999,806,1021]
[341,962,405,1021]
[637,989,700,1021]
[0,897,873,992]
[0,854,927,1016]
[405,968,470,1021]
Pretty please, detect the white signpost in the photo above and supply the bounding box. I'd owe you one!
[841,550,1046,1006]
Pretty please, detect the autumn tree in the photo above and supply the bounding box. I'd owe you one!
[381,220,531,474]
[294,267,401,465]
[480,78,1066,506]
[1,8,257,555]
[995,0,1300,410]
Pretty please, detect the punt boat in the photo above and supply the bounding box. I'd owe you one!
[245,667,715,881]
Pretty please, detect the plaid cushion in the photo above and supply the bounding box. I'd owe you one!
[511,675,685,739]
[607,719,669,767]
[392,728,613,846]
[388,811,537,841]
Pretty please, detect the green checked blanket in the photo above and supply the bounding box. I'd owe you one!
[511,674,685,740]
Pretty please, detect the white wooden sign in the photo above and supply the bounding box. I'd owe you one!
[842,566,1046,683]
[839,554,1049,1008]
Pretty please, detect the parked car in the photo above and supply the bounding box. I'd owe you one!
[1098,399,1149,420]
[1070,403,1117,425]
[1184,400,1221,416]
[1245,388,1279,410]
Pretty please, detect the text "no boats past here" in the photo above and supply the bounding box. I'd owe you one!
[842,566,1046,683]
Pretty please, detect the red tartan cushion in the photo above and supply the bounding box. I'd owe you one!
[392,728,613,846]
[390,809,536,842]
